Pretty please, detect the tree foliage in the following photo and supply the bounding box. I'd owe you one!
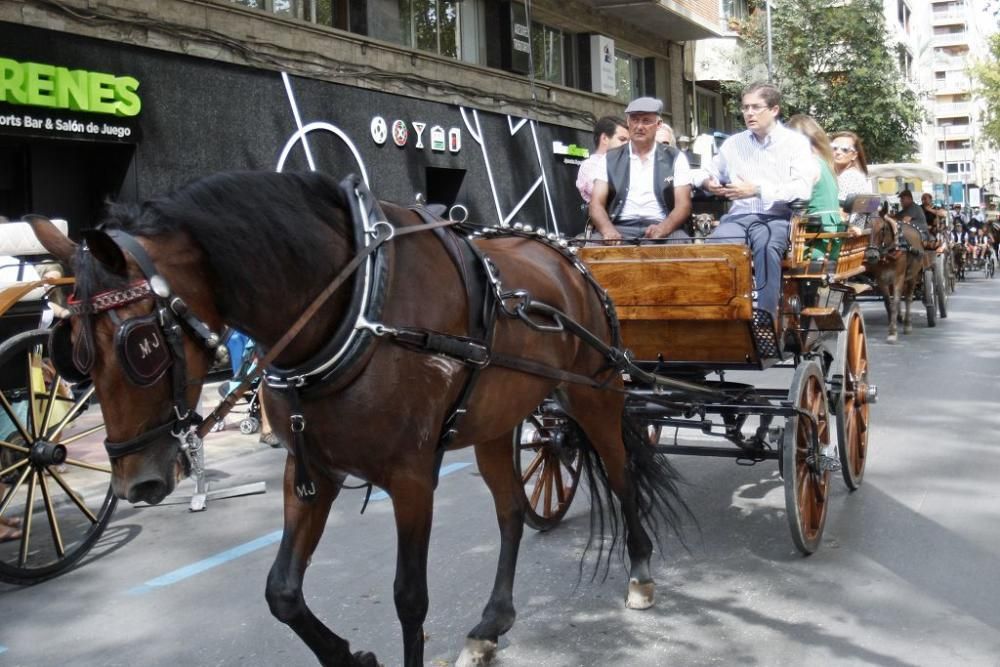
[734,0,925,163]
[972,33,1000,150]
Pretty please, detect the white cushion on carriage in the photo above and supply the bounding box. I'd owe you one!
[0,219,69,256]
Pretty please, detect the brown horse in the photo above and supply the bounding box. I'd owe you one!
[28,171,686,667]
[864,216,925,343]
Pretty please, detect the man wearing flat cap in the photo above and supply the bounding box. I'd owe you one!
[589,96,691,242]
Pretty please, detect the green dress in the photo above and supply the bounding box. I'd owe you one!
[806,158,845,261]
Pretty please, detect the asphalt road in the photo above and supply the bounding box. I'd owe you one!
[2,275,999,667]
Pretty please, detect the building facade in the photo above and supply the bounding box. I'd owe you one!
[921,0,999,206]
[0,0,726,236]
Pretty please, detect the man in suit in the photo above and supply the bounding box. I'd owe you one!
[589,96,692,242]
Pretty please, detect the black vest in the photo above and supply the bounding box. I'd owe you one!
[604,143,679,222]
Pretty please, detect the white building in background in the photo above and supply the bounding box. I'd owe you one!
[920,0,1000,205]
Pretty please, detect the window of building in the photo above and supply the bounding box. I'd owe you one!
[724,0,750,21]
[530,22,564,85]
[615,49,643,103]
[399,0,460,58]
[229,0,348,30]
[696,91,719,133]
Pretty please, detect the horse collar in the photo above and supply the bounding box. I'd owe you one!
[264,175,391,393]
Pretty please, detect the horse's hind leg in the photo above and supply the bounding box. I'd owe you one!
[564,387,660,610]
[265,459,378,667]
[457,434,525,667]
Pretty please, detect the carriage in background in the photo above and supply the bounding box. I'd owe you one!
[516,200,877,554]
[0,219,114,586]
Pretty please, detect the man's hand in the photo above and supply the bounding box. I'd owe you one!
[718,177,758,200]
[703,176,727,197]
[644,222,671,239]
[601,227,623,244]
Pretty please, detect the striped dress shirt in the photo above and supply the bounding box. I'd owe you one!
[708,123,817,218]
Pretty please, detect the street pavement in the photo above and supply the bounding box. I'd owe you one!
[1,275,999,666]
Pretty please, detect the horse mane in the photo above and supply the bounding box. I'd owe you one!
[77,171,353,320]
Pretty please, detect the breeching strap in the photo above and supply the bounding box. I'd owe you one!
[196,216,462,439]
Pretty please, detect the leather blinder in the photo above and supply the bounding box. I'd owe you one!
[114,314,172,387]
[49,319,91,384]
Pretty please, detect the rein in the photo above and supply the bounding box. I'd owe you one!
[198,214,461,439]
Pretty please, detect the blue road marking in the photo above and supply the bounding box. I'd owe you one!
[126,461,473,595]
[127,530,283,595]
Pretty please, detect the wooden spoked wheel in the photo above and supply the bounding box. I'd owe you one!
[834,305,874,491]
[0,329,115,585]
[782,359,831,556]
[513,412,582,532]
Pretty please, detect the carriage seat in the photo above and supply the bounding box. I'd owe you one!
[578,243,762,364]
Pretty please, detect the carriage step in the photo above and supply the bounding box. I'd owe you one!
[800,307,845,331]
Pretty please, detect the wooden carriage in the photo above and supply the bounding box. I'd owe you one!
[0,220,116,586]
[517,209,876,555]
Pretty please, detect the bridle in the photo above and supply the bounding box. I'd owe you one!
[864,218,898,263]
[59,229,224,460]
[56,181,460,466]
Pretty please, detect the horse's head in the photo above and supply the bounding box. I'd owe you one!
[29,216,222,505]
[864,216,897,264]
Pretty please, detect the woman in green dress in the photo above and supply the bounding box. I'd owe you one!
[787,114,844,261]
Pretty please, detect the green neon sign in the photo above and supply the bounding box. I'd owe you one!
[0,57,141,117]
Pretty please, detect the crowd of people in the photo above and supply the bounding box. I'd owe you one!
[575,82,997,326]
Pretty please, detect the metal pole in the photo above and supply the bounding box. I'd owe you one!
[766,1,773,83]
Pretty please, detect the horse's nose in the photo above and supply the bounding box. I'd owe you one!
[126,478,170,505]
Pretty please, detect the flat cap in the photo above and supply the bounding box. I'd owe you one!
[677,135,691,143]
[624,96,663,114]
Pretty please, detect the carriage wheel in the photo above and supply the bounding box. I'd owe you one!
[922,271,936,327]
[0,329,115,585]
[833,306,875,491]
[782,359,831,556]
[513,411,582,532]
[933,260,948,319]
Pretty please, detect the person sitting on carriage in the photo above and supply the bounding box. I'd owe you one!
[969,225,988,262]
[921,193,948,237]
[700,81,817,326]
[576,116,629,205]
[885,190,929,251]
[589,96,692,242]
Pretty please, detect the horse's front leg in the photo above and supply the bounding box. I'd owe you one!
[902,278,914,334]
[265,458,377,667]
[883,276,898,343]
[457,434,525,667]
[389,472,436,667]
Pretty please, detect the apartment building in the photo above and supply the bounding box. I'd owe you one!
[0,0,725,236]
[923,0,998,205]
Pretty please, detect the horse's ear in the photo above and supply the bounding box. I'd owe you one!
[24,215,77,265]
[82,229,128,276]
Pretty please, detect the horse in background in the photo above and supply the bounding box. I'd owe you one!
[28,170,688,667]
[864,216,926,343]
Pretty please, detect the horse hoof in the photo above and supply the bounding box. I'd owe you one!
[456,638,498,667]
[351,652,382,667]
[904,325,913,334]
[886,334,897,344]
[626,578,655,610]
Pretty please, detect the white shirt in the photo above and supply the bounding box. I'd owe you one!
[575,153,606,204]
[708,123,816,217]
[595,143,691,221]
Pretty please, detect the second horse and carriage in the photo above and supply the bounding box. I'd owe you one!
[16,166,878,666]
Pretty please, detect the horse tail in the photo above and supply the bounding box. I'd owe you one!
[573,411,693,582]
